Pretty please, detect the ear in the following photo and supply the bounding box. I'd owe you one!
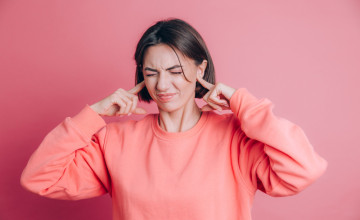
[196,59,208,78]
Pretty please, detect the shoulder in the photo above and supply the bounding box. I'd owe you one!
[205,111,240,130]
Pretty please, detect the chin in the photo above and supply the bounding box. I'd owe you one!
[157,103,181,113]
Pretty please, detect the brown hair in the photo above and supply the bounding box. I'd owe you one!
[134,17,216,102]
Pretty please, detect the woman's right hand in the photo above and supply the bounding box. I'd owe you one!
[90,81,147,117]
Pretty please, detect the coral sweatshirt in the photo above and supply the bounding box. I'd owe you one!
[20,88,327,220]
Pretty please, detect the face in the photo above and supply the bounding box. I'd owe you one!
[142,43,207,113]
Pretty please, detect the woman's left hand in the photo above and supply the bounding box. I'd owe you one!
[196,74,236,112]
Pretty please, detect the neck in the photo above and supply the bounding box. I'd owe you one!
[158,100,202,133]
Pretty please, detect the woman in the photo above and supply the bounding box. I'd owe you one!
[20,18,327,220]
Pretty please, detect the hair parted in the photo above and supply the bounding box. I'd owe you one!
[134,17,216,102]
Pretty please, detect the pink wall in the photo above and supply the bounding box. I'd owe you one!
[1,0,359,219]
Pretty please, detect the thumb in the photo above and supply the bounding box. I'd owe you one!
[201,104,214,112]
[133,107,147,115]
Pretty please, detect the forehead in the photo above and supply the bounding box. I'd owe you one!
[143,44,192,68]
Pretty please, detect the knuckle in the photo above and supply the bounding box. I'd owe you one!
[109,95,117,103]
[123,99,131,105]
[209,95,216,101]
[115,88,123,94]
[113,93,123,100]
[118,102,126,107]
[207,101,215,107]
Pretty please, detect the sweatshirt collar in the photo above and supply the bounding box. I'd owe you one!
[151,111,209,140]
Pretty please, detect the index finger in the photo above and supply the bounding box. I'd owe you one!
[196,74,214,90]
[128,81,145,94]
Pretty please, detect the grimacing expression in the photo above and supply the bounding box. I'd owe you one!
[142,43,207,112]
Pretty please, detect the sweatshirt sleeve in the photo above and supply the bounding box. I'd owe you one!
[229,88,327,197]
[20,104,111,200]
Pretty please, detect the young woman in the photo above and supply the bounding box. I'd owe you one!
[21,18,327,220]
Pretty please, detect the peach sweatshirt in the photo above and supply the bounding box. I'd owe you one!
[21,88,327,220]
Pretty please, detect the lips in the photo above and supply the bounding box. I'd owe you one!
[157,93,176,102]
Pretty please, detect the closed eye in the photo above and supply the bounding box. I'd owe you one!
[145,72,182,77]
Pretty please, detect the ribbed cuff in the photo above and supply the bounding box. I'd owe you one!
[70,104,107,140]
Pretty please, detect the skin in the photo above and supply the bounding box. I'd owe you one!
[142,43,236,132]
[90,43,237,133]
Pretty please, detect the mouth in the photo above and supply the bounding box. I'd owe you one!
[157,93,177,102]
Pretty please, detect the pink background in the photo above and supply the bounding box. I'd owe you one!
[1,0,359,219]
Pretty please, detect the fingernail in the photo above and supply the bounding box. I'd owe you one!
[128,113,132,116]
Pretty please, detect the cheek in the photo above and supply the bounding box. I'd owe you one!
[144,79,154,91]
[176,79,196,95]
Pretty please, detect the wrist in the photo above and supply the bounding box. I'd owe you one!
[223,85,236,101]
[89,103,100,114]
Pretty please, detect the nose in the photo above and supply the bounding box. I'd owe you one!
[156,71,171,91]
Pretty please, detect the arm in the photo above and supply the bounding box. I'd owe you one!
[230,88,328,196]
[20,105,111,200]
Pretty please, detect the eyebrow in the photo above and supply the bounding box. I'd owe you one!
[144,65,182,72]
